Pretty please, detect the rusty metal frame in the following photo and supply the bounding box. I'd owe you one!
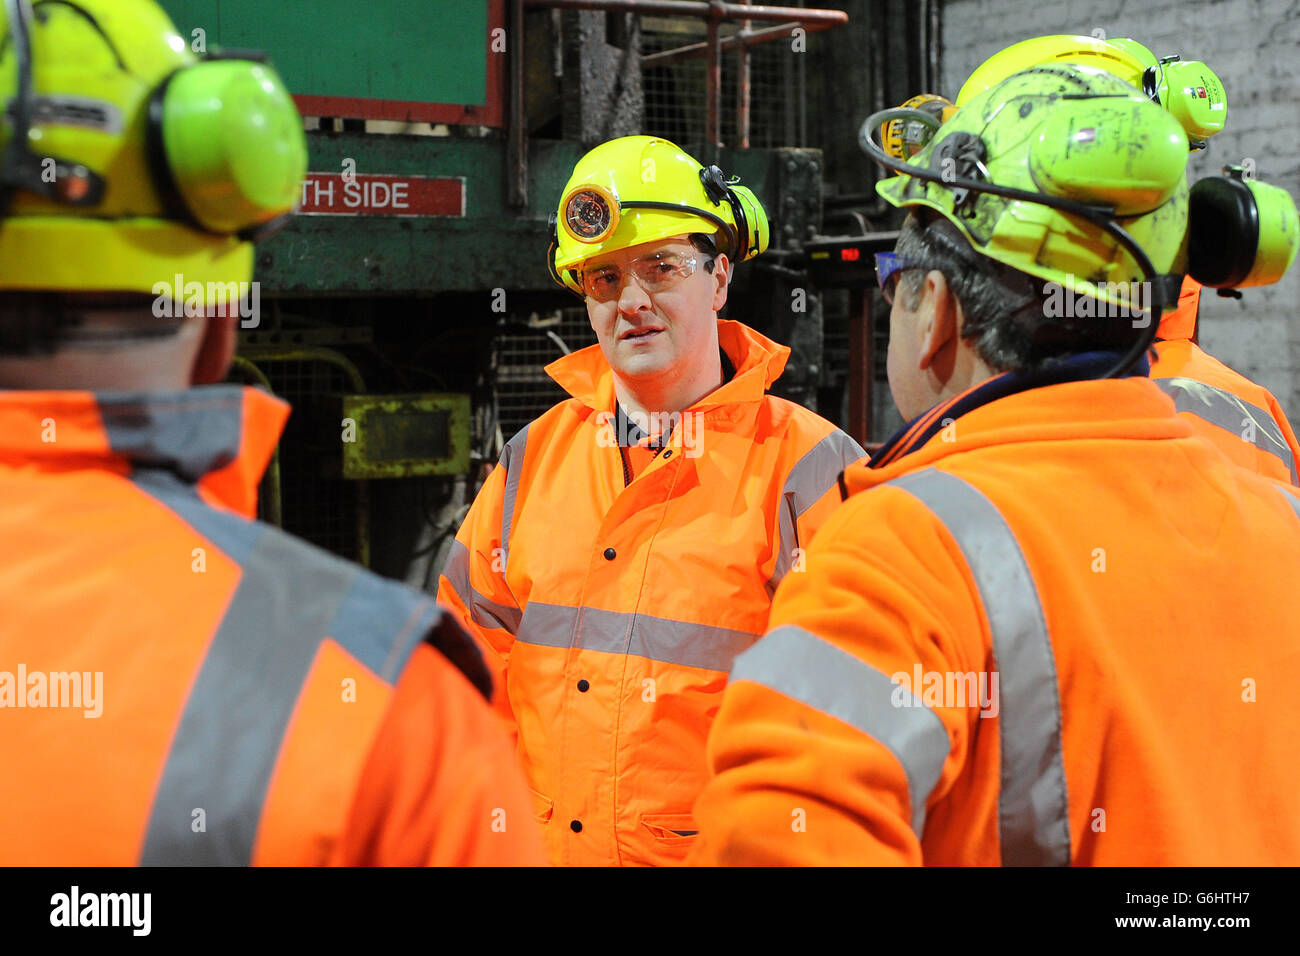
[523,0,848,147]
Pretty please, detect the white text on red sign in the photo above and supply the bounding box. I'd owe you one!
[298,173,465,217]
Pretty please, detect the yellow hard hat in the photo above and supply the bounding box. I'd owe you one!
[879,93,958,162]
[955,35,1149,104]
[874,63,1190,313]
[956,35,1226,144]
[0,0,306,293]
[549,135,769,295]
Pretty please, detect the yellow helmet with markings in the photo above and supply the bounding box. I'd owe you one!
[548,136,769,295]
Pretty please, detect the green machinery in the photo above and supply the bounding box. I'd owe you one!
[157,0,836,577]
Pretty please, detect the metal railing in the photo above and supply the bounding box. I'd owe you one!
[522,0,848,148]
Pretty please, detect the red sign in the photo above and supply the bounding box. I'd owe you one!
[298,173,465,217]
[840,247,861,262]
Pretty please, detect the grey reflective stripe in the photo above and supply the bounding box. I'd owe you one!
[440,538,523,634]
[133,470,434,865]
[1280,488,1300,523]
[99,387,245,481]
[729,625,947,835]
[325,564,441,682]
[1155,377,1298,483]
[499,425,529,573]
[515,602,756,672]
[768,430,868,595]
[140,529,353,866]
[888,468,1070,866]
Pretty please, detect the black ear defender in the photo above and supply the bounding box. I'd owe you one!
[699,164,750,261]
[1187,173,1257,289]
[1188,164,1299,292]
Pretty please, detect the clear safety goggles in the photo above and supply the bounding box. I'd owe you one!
[581,249,708,302]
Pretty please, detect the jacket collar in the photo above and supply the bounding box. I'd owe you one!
[544,319,789,415]
[1155,275,1201,341]
[0,385,288,517]
[861,351,1156,477]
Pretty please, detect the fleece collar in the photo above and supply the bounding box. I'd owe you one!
[544,319,789,416]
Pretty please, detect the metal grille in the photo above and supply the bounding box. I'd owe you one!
[642,16,804,149]
[494,310,598,439]
[253,358,361,562]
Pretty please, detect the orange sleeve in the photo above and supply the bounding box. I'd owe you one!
[689,486,984,866]
[333,642,547,867]
[436,463,521,745]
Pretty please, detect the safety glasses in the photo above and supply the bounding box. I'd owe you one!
[875,251,921,306]
[581,249,707,302]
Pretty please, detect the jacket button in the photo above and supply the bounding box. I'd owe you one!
[662,449,673,459]
[603,547,616,560]
[570,820,583,833]
[577,679,590,692]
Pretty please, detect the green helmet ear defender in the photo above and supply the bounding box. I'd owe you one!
[1107,40,1228,147]
[1188,165,1300,291]
[2,0,305,241]
[146,50,306,239]
[697,165,770,264]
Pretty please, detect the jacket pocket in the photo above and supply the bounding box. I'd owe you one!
[639,812,699,847]
[528,787,554,824]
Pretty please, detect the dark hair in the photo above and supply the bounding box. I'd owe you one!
[894,210,1141,372]
[0,292,183,356]
[689,233,717,273]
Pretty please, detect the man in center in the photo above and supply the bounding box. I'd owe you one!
[438,135,864,865]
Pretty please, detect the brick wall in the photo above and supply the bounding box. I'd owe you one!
[940,0,1300,419]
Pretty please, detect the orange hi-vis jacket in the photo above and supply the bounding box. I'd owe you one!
[690,352,1300,865]
[1151,276,1300,483]
[438,320,866,866]
[0,385,545,866]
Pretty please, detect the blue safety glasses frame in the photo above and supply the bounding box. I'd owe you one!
[875,251,922,306]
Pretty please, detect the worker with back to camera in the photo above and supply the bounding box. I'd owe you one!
[437,134,866,866]
[0,0,544,866]
[889,34,1300,483]
[688,56,1300,865]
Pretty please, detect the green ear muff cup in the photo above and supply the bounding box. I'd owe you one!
[1028,98,1187,215]
[1244,178,1299,287]
[730,184,769,261]
[156,60,307,235]
[1158,60,1228,141]
[1188,176,1258,288]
